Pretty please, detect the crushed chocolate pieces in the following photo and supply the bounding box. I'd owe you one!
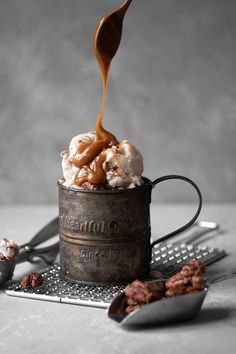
[123,260,206,314]
[124,279,165,314]
[165,259,206,298]
[180,259,206,277]
[20,272,43,289]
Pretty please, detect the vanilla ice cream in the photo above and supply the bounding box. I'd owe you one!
[0,239,19,261]
[60,132,143,190]
[103,140,143,188]
[60,132,96,188]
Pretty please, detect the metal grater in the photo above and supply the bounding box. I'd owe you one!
[6,242,226,308]
[150,242,226,278]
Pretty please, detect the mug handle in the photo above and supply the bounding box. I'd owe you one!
[150,175,202,248]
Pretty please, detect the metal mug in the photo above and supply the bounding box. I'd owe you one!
[58,175,202,285]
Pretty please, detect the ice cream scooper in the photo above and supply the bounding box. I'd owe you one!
[0,217,59,286]
[108,269,236,327]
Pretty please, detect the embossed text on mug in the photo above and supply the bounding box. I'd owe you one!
[59,215,134,234]
[78,249,121,260]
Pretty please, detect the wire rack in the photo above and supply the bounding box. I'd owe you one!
[6,242,226,308]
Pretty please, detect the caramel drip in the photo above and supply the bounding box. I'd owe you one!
[93,14,122,145]
[74,151,107,186]
[87,152,107,184]
[73,0,132,185]
[72,140,107,169]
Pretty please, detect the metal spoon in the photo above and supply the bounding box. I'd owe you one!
[0,217,59,286]
[93,0,132,67]
[108,269,236,327]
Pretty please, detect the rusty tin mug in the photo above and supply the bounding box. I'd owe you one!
[58,175,202,285]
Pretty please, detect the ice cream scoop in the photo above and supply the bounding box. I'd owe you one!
[104,140,143,188]
[0,217,59,287]
[60,132,96,188]
[60,133,143,190]
[0,239,19,261]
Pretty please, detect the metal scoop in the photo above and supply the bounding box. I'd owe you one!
[0,217,59,286]
[108,269,236,327]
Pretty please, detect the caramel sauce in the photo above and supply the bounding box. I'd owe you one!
[73,0,132,186]
[72,140,107,169]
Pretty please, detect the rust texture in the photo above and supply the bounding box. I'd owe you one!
[58,179,152,284]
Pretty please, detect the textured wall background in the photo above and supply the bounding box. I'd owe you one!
[0,0,236,203]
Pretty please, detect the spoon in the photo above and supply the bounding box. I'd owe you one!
[93,0,132,71]
[0,217,59,286]
[108,269,236,327]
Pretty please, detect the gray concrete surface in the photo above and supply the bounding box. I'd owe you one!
[0,0,236,203]
[0,204,236,354]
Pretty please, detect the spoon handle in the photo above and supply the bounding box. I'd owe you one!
[206,269,236,284]
[20,217,59,249]
[17,217,59,265]
[17,242,59,265]
[173,224,219,245]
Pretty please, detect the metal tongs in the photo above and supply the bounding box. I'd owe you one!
[0,217,59,286]
[108,269,236,327]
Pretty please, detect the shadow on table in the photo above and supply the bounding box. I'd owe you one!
[123,307,235,332]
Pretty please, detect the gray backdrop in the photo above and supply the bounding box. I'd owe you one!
[0,0,236,203]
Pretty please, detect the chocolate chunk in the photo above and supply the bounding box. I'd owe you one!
[20,272,43,289]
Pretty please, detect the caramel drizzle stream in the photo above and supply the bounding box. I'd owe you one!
[73,0,132,185]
